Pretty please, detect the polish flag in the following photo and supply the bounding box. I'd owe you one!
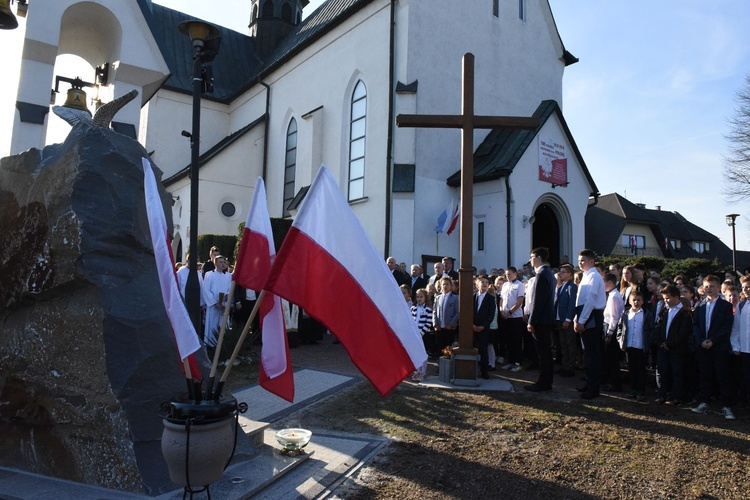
[264,166,427,396]
[233,178,294,402]
[446,201,460,235]
[435,199,460,235]
[142,158,202,378]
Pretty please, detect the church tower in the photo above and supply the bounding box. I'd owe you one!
[249,0,309,58]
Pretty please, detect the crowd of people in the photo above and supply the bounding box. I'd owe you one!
[396,250,750,421]
[176,245,750,420]
[174,246,330,363]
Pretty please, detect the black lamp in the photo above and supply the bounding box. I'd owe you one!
[178,19,221,336]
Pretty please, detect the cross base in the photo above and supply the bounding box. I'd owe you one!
[452,349,479,385]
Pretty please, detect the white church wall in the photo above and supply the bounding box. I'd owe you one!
[257,0,392,247]
[393,0,565,268]
[473,180,506,271]
[142,89,230,179]
[507,114,593,265]
[168,127,265,248]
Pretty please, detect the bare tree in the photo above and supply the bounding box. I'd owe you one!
[724,75,750,202]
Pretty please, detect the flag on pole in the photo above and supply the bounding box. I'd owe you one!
[435,199,460,235]
[233,178,294,402]
[264,166,427,396]
[142,158,202,377]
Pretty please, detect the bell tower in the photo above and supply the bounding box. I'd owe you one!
[249,0,309,58]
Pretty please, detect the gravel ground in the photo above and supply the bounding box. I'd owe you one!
[225,343,750,499]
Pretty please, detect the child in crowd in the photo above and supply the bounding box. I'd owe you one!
[617,291,653,401]
[602,273,625,391]
[411,288,433,380]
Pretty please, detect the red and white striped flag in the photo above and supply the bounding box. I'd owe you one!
[264,166,427,396]
[233,178,294,402]
[142,158,202,377]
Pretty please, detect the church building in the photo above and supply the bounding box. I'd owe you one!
[5,0,598,270]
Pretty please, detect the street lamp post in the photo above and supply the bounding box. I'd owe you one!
[725,213,740,273]
[178,20,221,336]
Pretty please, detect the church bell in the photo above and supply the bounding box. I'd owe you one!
[0,0,19,30]
[63,85,91,115]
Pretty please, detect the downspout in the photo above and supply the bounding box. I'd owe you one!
[383,0,396,258]
[260,80,270,181]
[505,175,512,268]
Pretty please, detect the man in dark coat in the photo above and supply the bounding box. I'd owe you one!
[525,247,556,391]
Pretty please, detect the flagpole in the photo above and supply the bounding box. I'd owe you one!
[206,281,236,398]
[183,358,194,400]
[213,289,266,399]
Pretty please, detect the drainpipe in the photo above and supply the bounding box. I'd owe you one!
[383,0,396,258]
[260,80,270,181]
[505,175,512,268]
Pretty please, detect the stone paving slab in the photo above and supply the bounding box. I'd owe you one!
[234,369,358,424]
[414,375,514,391]
[251,430,388,500]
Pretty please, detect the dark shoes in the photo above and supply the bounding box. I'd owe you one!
[556,369,575,377]
[580,391,599,399]
[600,384,623,392]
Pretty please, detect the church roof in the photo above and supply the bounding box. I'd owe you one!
[148,3,260,102]
[146,0,374,103]
[446,100,598,197]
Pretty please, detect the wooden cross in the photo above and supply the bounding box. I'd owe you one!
[397,53,538,383]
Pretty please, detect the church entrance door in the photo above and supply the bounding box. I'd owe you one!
[532,203,560,267]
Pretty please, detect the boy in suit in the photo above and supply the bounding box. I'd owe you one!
[433,277,459,352]
[617,290,653,401]
[692,275,735,419]
[654,285,693,405]
[555,264,578,376]
[473,275,495,379]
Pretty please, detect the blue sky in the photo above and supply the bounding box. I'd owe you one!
[549,0,750,251]
[153,0,750,250]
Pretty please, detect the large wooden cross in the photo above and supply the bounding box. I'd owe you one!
[397,53,538,383]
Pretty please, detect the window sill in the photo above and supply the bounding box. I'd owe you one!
[348,196,369,205]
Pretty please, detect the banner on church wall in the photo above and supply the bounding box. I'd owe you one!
[538,137,568,185]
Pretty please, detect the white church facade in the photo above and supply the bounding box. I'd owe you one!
[5,0,598,270]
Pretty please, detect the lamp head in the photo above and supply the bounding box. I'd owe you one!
[178,20,221,51]
[725,213,740,226]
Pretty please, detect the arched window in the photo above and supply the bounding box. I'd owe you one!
[281,3,292,22]
[262,0,274,17]
[348,81,367,201]
[283,118,297,217]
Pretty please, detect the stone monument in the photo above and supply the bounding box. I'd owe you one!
[0,95,209,495]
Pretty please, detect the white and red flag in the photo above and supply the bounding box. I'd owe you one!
[233,178,294,402]
[142,158,202,378]
[435,199,460,235]
[264,166,427,396]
